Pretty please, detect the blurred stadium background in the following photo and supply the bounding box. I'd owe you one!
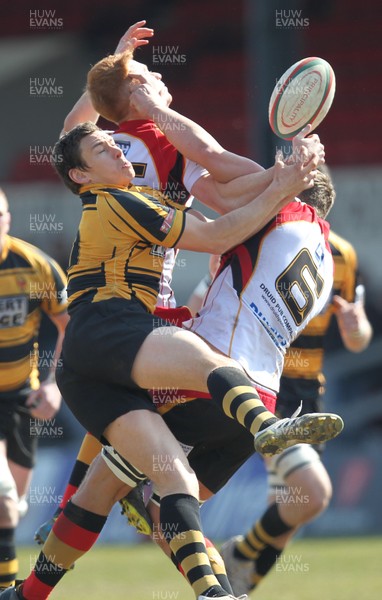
[1,0,381,570]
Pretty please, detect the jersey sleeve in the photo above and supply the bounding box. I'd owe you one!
[99,188,185,248]
[150,124,208,192]
[183,158,208,193]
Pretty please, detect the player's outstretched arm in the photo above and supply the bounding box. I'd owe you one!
[62,21,154,135]
[129,78,265,182]
[129,82,326,216]
[62,91,99,136]
[191,168,274,215]
[195,126,325,214]
[178,150,318,254]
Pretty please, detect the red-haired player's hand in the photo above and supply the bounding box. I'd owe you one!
[115,20,154,54]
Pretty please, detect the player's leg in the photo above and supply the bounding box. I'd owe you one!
[0,405,37,590]
[131,327,343,453]
[121,398,259,595]
[6,463,31,522]
[221,445,331,595]
[34,433,102,544]
[26,367,235,600]
[62,306,343,458]
[132,328,276,440]
[22,411,237,599]
[17,454,131,600]
[104,410,234,599]
[143,484,234,596]
[0,444,19,590]
[61,305,274,444]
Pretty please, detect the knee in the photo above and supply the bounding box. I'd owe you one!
[269,445,333,522]
[151,458,199,499]
[303,474,332,518]
[288,469,332,523]
[73,455,127,514]
[0,496,19,528]
[207,355,241,374]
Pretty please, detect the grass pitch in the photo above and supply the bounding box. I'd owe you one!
[17,537,382,599]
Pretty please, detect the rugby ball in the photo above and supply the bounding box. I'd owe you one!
[269,57,336,140]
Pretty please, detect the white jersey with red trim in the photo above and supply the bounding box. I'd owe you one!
[184,201,333,394]
[112,119,207,307]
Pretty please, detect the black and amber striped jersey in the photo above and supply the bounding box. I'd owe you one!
[67,184,186,313]
[0,236,67,393]
[113,120,207,308]
[280,230,358,401]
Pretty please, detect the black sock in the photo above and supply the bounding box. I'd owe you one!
[235,502,293,561]
[207,366,277,436]
[160,493,226,597]
[0,527,18,587]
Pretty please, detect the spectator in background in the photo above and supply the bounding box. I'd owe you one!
[0,189,68,588]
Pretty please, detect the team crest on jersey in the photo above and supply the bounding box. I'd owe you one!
[160,208,176,234]
[117,141,131,157]
[16,276,27,291]
[150,245,166,258]
[315,242,325,265]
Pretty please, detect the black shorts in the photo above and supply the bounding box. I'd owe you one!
[276,396,323,419]
[276,375,323,418]
[0,389,38,469]
[163,398,255,494]
[56,365,157,441]
[64,298,170,388]
[58,297,171,439]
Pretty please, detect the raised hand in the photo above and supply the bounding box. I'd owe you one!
[129,79,169,118]
[290,124,325,166]
[115,20,154,54]
[272,147,319,199]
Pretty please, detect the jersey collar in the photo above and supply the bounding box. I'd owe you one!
[79,183,131,195]
[116,119,155,133]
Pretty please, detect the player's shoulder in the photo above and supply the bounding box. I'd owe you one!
[103,185,162,202]
[8,235,47,266]
[8,236,65,280]
[272,200,322,231]
[100,186,167,217]
[278,200,316,221]
[329,230,357,262]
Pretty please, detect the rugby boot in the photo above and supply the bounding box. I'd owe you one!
[220,536,254,596]
[119,481,153,535]
[254,412,344,457]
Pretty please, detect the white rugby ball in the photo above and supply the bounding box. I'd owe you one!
[269,57,336,140]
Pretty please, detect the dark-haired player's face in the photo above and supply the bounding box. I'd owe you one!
[73,132,135,188]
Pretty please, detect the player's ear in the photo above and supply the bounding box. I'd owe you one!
[69,167,91,185]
